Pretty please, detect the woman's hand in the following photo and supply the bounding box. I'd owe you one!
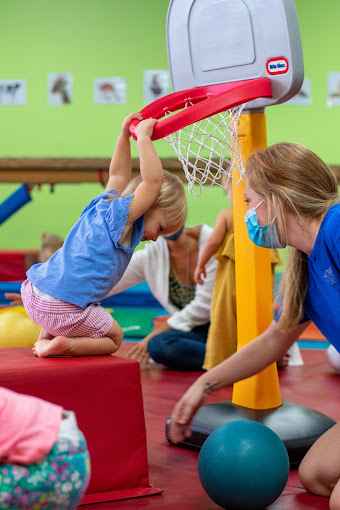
[168,380,209,444]
[126,336,151,367]
[121,112,143,137]
[126,320,171,367]
[4,292,23,306]
[194,263,206,285]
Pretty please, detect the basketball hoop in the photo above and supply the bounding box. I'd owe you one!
[129,78,272,195]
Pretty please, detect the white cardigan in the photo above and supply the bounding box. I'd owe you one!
[109,224,216,332]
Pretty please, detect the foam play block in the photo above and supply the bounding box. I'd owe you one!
[298,322,326,340]
[0,250,38,281]
[0,347,162,504]
[0,280,162,309]
[110,307,168,338]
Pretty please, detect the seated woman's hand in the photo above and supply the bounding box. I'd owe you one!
[168,380,209,444]
[126,321,172,367]
[4,292,23,306]
[126,336,151,367]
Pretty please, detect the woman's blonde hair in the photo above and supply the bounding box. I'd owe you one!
[246,142,339,331]
[112,170,187,234]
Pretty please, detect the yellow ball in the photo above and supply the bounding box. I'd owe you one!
[0,308,41,348]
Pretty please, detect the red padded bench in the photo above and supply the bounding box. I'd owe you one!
[0,347,162,504]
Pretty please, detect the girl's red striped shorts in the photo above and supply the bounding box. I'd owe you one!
[21,279,114,339]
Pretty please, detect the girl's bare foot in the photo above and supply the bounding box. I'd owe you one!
[33,336,73,357]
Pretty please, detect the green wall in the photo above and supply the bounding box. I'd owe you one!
[0,0,339,249]
[267,0,340,164]
[0,182,229,250]
[0,0,172,158]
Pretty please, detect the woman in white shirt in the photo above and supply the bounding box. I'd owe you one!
[108,224,216,371]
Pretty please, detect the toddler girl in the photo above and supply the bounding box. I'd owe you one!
[21,113,187,357]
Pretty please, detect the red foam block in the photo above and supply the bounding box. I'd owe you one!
[0,347,162,504]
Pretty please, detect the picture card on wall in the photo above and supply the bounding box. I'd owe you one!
[285,78,311,106]
[0,80,26,105]
[144,70,169,104]
[48,73,73,105]
[94,78,126,104]
[327,72,340,107]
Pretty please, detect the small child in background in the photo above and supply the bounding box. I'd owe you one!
[194,182,239,369]
[194,179,301,370]
[38,232,64,263]
[21,113,187,358]
[0,387,90,509]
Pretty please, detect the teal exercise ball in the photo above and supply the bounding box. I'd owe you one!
[198,420,289,510]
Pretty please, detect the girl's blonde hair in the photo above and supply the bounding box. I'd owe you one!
[113,170,187,234]
[246,142,339,331]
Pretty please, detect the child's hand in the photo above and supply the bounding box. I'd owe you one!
[121,112,143,137]
[194,264,206,285]
[135,118,157,140]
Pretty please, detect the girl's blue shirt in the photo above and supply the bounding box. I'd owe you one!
[27,190,144,308]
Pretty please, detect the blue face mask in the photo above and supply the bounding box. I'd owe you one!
[163,225,184,241]
[244,201,285,249]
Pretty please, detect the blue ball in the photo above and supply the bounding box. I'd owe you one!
[198,420,289,510]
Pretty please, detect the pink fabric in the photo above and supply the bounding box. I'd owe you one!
[0,387,63,465]
[21,279,114,339]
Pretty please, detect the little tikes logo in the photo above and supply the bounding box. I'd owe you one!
[266,57,289,75]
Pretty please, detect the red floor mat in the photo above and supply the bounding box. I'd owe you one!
[80,345,335,509]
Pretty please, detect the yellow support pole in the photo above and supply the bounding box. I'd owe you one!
[232,112,281,409]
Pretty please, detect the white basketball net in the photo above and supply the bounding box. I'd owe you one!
[163,101,247,196]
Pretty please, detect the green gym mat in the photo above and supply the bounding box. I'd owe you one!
[108,307,167,338]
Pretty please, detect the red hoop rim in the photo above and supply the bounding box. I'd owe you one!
[129,78,272,141]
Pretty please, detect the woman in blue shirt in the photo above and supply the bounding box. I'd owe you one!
[168,142,340,507]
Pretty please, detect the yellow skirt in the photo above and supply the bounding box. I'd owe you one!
[202,230,282,370]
